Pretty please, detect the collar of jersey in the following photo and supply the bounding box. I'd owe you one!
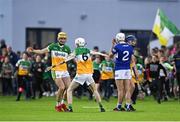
[58,43,64,48]
[119,42,126,44]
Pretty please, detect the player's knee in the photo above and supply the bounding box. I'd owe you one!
[59,86,65,91]
[93,91,98,97]
[67,87,73,93]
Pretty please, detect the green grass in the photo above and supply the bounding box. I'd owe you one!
[0,95,180,121]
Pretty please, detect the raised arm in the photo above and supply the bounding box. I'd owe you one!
[109,38,116,57]
[90,50,108,57]
[27,47,48,54]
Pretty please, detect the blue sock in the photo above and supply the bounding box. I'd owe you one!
[126,103,131,109]
[117,103,122,110]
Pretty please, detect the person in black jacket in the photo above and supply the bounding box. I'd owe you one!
[147,55,167,104]
[173,47,180,99]
[31,55,45,99]
[1,56,14,95]
[7,46,20,95]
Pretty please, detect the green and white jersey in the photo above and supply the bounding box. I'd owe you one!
[48,42,71,71]
[99,60,114,80]
[16,59,31,76]
[93,61,100,70]
[74,47,93,74]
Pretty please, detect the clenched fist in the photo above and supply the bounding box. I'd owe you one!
[112,38,116,46]
[26,47,34,53]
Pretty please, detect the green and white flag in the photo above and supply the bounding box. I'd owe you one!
[153,9,180,46]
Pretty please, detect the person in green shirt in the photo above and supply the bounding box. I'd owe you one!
[27,32,71,112]
[99,55,114,101]
[15,52,32,101]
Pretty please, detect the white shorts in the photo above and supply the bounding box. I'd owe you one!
[73,74,94,86]
[115,69,132,80]
[51,71,70,79]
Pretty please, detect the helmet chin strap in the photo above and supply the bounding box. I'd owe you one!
[78,42,87,47]
[59,42,64,46]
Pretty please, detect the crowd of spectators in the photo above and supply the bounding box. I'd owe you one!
[0,38,179,103]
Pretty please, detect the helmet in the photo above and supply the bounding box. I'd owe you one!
[125,35,137,47]
[57,32,67,39]
[115,33,125,43]
[75,37,86,47]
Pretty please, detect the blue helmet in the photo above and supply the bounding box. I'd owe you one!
[125,35,137,47]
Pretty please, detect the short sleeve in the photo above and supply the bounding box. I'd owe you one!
[66,46,71,54]
[112,45,117,54]
[15,60,21,67]
[47,43,54,52]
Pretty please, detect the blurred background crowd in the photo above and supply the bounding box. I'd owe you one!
[0,38,179,104]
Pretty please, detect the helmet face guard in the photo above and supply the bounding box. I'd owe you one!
[58,39,67,45]
[115,33,125,43]
[57,32,67,45]
[125,35,137,47]
[75,37,86,47]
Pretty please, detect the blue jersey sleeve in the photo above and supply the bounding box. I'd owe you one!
[112,45,118,54]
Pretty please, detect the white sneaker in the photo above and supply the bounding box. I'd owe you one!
[43,92,47,96]
[46,92,50,97]
[50,92,55,96]
[55,91,58,95]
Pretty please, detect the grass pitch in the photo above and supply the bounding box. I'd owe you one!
[0,95,180,121]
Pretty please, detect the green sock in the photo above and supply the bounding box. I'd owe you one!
[56,101,60,106]
[99,103,103,108]
[61,99,65,104]
[68,104,72,110]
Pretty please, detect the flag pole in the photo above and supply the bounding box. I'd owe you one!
[147,31,154,56]
[148,8,159,56]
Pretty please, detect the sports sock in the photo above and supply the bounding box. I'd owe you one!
[68,104,73,110]
[61,99,65,104]
[98,102,103,108]
[117,103,122,109]
[16,92,22,100]
[126,103,131,109]
[56,101,60,106]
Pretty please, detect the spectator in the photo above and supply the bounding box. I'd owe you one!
[1,56,14,95]
[147,55,167,104]
[7,46,19,67]
[0,39,7,52]
[173,46,180,98]
[99,55,114,101]
[15,52,32,101]
[31,55,45,99]
[92,56,102,94]
[42,52,56,97]
[7,46,20,95]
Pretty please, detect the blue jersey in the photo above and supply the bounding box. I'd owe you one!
[174,53,180,73]
[112,43,134,70]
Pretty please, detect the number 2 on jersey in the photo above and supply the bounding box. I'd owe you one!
[115,51,129,61]
[122,51,129,61]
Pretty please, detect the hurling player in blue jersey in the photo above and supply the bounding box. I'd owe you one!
[110,32,134,111]
[125,35,139,111]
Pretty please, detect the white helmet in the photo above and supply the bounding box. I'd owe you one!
[116,32,125,43]
[75,37,86,47]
